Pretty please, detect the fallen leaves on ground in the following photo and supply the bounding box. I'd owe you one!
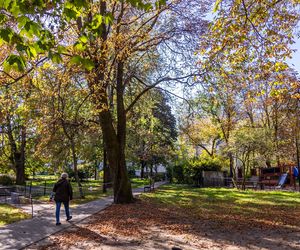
[35,196,300,250]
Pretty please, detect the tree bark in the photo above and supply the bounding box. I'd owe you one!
[229,152,234,178]
[71,142,84,198]
[102,147,112,193]
[114,61,133,203]
[295,107,300,190]
[96,70,133,202]
[140,160,145,179]
[90,1,133,203]
[94,160,98,180]
[6,117,26,185]
[15,152,25,185]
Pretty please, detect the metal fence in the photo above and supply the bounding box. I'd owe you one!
[0,183,105,203]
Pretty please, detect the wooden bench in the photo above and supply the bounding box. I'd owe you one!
[144,178,155,192]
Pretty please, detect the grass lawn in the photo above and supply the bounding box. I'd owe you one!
[26,177,103,188]
[142,184,300,230]
[71,189,113,206]
[27,176,147,189]
[34,178,147,205]
[0,204,30,226]
[67,178,147,205]
[130,178,149,188]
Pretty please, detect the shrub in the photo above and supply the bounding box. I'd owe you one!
[65,168,88,182]
[0,175,14,186]
[127,167,136,178]
[169,153,229,185]
[184,155,225,185]
[172,164,185,183]
[153,172,166,181]
[166,166,173,182]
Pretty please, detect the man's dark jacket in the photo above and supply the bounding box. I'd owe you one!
[53,178,73,202]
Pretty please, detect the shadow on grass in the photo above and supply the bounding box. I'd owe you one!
[0,204,31,226]
[38,184,300,249]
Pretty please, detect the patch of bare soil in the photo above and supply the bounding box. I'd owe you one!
[29,199,300,250]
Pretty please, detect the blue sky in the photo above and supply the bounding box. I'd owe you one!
[288,37,300,74]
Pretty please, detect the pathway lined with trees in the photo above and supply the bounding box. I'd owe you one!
[0,0,299,249]
[0,181,167,250]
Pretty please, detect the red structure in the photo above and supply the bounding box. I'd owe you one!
[259,164,296,187]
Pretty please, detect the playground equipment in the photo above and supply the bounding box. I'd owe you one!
[258,165,296,188]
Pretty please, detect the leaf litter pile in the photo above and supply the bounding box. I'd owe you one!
[32,194,300,250]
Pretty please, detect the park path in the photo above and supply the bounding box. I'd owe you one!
[0,181,167,250]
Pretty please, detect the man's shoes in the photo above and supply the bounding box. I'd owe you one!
[56,222,61,226]
[66,216,72,221]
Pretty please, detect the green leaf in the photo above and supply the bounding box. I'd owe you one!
[27,45,37,58]
[79,35,88,44]
[104,13,114,25]
[64,7,78,21]
[82,58,94,71]
[10,0,21,17]
[0,13,8,24]
[4,54,26,72]
[57,45,67,54]
[0,0,11,9]
[74,42,85,51]
[49,52,62,63]
[36,40,48,52]
[144,3,152,11]
[213,0,222,13]
[24,21,41,37]
[70,55,94,71]
[17,16,30,28]
[70,55,82,65]
[16,43,28,53]
[0,28,13,43]
[74,0,87,8]
[91,14,103,30]
[10,33,22,44]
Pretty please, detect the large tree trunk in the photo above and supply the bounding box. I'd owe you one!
[229,152,234,178]
[71,143,84,198]
[99,109,133,203]
[295,107,300,190]
[115,61,134,203]
[273,100,281,167]
[90,1,133,203]
[140,160,145,179]
[7,118,26,185]
[102,147,112,193]
[15,152,25,185]
[16,125,26,185]
[94,160,98,180]
[150,163,153,177]
[98,83,133,203]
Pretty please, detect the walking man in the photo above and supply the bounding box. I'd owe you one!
[52,173,73,225]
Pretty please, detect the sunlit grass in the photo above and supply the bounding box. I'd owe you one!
[34,178,147,205]
[143,185,300,211]
[141,185,300,230]
[131,178,149,188]
[26,177,146,189]
[0,204,30,226]
[71,189,113,206]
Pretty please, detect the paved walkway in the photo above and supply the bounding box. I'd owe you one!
[0,182,167,250]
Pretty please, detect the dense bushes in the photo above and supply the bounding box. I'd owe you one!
[153,172,166,181]
[168,154,228,185]
[127,167,136,178]
[0,175,14,186]
[66,168,89,182]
